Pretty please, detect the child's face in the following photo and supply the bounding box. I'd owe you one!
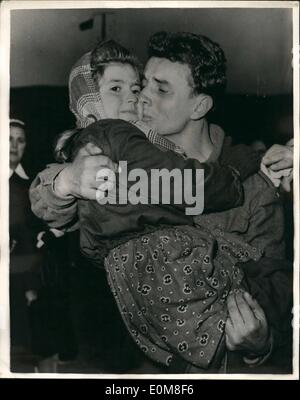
[98,63,141,121]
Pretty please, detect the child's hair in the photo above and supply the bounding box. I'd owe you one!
[54,128,82,162]
[90,39,142,82]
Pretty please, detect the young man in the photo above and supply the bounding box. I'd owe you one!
[137,32,292,373]
[30,32,293,373]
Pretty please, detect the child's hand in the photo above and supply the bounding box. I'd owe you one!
[77,142,103,156]
[37,231,46,248]
[25,290,38,306]
[37,228,65,248]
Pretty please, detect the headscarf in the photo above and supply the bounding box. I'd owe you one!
[68,51,106,128]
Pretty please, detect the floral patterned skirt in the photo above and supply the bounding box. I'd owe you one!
[105,225,262,369]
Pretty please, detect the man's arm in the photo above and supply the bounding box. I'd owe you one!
[225,174,292,367]
[244,172,286,259]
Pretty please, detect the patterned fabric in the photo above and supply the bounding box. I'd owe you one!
[68,51,106,128]
[105,225,262,369]
[130,120,187,157]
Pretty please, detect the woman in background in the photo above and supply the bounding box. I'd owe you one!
[9,119,42,370]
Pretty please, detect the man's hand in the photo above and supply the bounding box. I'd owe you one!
[261,140,293,192]
[54,143,119,200]
[225,291,271,356]
[262,140,293,172]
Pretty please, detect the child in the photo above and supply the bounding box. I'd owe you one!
[55,40,264,370]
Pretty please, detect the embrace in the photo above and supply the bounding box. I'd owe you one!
[30,31,293,374]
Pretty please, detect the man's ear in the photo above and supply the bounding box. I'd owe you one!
[190,94,213,120]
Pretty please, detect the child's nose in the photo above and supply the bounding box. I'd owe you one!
[127,93,138,104]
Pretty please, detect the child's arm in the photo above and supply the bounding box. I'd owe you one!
[29,144,118,231]
[86,119,260,213]
[30,163,79,231]
[29,119,260,228]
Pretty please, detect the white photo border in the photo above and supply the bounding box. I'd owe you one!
[0,0,299,380]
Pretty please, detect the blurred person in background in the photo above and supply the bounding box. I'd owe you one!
[9,119,42,371]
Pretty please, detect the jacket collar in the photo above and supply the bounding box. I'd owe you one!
[10,164,29,180]
[206,124,226,162]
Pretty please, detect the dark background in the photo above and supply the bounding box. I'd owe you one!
[9,7,293,177]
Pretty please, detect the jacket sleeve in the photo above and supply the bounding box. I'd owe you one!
[244,172,286,259]
[29,163,79,231]
[238,174,292,363]
[240,256,293,369]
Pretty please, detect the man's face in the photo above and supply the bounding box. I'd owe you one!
[139,57,197,135]
[10,125,26,167]
[98,63,141,121]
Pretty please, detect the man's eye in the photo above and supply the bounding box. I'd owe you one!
[158,87,168,94]
[110,86,121,92]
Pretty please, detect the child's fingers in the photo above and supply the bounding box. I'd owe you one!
[96,167,116,191]
[78,142,103,156]
[86,143,103,155]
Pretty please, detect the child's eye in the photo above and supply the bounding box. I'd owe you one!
[110,86,121,92]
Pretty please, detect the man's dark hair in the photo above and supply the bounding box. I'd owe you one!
[148,31,227,100]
